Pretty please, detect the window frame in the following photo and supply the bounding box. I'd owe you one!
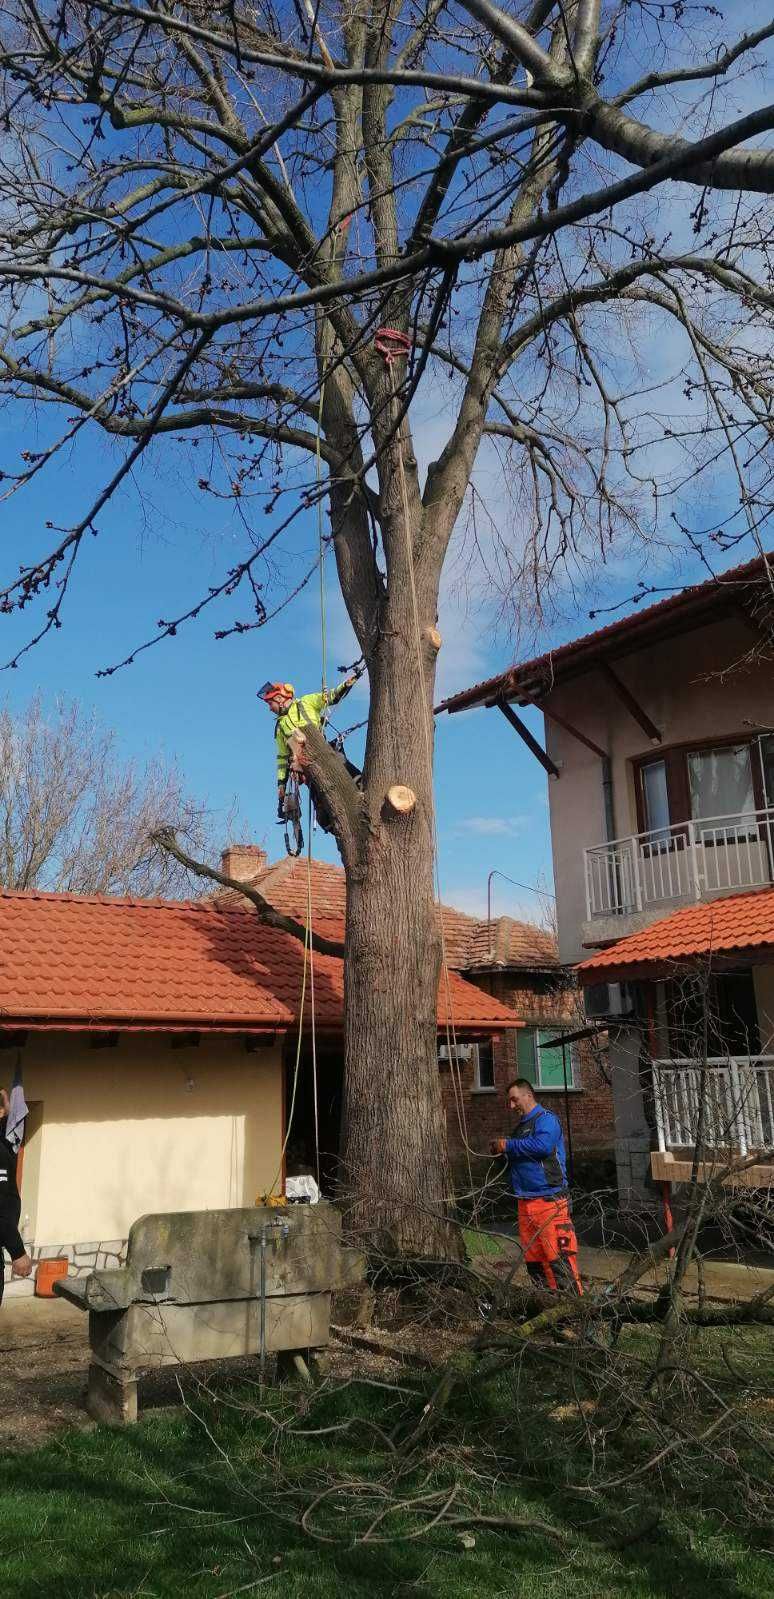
[516,1024,579,1093]
[635,734,767,835]
[437,1040,497,1094]
[471,1040,496,1094]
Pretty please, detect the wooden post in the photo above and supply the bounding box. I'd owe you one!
[495,700,560,779]
[601,663,661,744]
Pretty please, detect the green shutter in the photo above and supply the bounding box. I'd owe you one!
[537,1030,573,1089]
[516,1028,537,1085]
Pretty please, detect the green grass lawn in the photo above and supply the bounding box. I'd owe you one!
[1,1328,772,1599]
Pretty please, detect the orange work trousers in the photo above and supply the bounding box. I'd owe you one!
[517,1196,583,1295]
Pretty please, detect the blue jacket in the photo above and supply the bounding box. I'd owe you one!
[504,1105,568,1200]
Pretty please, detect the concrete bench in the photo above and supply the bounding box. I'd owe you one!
[54,1202,363,1424]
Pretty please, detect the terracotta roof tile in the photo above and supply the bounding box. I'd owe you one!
[0,886,518,1034]
[578,887,774,984]
[217,857,557,972]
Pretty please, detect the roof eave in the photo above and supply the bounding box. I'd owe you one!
[579,942,774,987]
[439,558,767,715]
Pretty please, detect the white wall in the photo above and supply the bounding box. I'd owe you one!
[17,1033,284,1248]
[542,614,774,961]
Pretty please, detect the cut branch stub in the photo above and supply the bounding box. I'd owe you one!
[424,626,442,652]
[386,784,417,814]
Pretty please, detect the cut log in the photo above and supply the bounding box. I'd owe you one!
[386,784,417,814]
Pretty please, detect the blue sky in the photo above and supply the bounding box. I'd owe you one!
[0,414,558,919]
[0,3,768,922]
[0,404,757,924]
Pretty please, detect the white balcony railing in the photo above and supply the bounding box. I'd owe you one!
[584,807,774,919]
[652,1057,774,1157]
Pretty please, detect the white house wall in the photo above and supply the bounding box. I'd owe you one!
[9,1032,283,1288]
[542,614,773,963]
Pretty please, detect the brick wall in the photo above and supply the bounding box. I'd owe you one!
[441,969,615,1185]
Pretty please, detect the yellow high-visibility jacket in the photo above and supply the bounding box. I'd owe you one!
[274,682,351,783]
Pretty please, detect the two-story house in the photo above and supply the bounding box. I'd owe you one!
[441,552,774,1207]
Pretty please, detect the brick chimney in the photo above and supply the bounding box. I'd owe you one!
[220,843,268,883]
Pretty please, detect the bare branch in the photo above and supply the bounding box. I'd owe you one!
[153,827,346,958]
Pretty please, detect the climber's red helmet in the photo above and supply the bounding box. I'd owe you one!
[258,681,294,714]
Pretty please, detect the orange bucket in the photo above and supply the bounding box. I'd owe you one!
[35,1258,69,1297]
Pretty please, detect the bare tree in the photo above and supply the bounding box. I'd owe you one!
[0,3,771,1251]
[0,695,219,896]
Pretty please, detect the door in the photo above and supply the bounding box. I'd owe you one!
[17,1101,43,1251]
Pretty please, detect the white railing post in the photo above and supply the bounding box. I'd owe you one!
[631,837,643,911]
[584,850,592,920]
[688,819,702,900]
[652,1063,666,1152]
[765,808,774,887]
[728,1057,748,1157]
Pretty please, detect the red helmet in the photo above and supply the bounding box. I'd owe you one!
[258,680,294,709]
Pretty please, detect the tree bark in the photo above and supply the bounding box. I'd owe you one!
[340,558,459,1256]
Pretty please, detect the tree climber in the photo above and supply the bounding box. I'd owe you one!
[258,673,362,834]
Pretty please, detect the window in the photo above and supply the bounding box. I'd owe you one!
[637,738,764,836]
[516,1027,575,1090]
[642,759,670,834]
[759,734,774,807]
[473,1041,495,1092]
[687,745,754,827]
[438,1041,495,1091]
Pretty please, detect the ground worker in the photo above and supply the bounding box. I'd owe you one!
[0,1088,31,1306]
[257,674,361,829]
[491,1078,583,1295]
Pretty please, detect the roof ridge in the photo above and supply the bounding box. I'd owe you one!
[0,886,264,914]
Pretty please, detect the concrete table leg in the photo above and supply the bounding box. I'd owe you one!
[87,1362,138,1425]
[276,1349,315,1386]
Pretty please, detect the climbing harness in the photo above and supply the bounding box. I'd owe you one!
[281,771,305,857]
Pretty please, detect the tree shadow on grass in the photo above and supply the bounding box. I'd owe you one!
[0,1367,769,1599]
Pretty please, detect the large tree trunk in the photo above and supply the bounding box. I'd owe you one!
[342,812,457,1257]
[339,568,460,1258]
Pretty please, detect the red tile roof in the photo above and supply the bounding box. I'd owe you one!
[251,856,347,943]
[462,914,557,971]
[0,887,519,1035]
[218,856,557,973]
[439,551,772,714]
[578,887,774,985]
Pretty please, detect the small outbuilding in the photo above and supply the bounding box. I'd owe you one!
[1,886,517,1292]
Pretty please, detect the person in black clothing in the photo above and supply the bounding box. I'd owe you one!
[0,1087,31,1304]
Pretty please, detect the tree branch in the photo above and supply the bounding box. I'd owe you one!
[152,827,345,958]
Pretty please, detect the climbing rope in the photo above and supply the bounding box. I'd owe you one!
[268,331,332,1199]
[306,800,321,1190]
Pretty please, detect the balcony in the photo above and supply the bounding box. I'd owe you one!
[584,807,774,921]
[652,1056,774,1161]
